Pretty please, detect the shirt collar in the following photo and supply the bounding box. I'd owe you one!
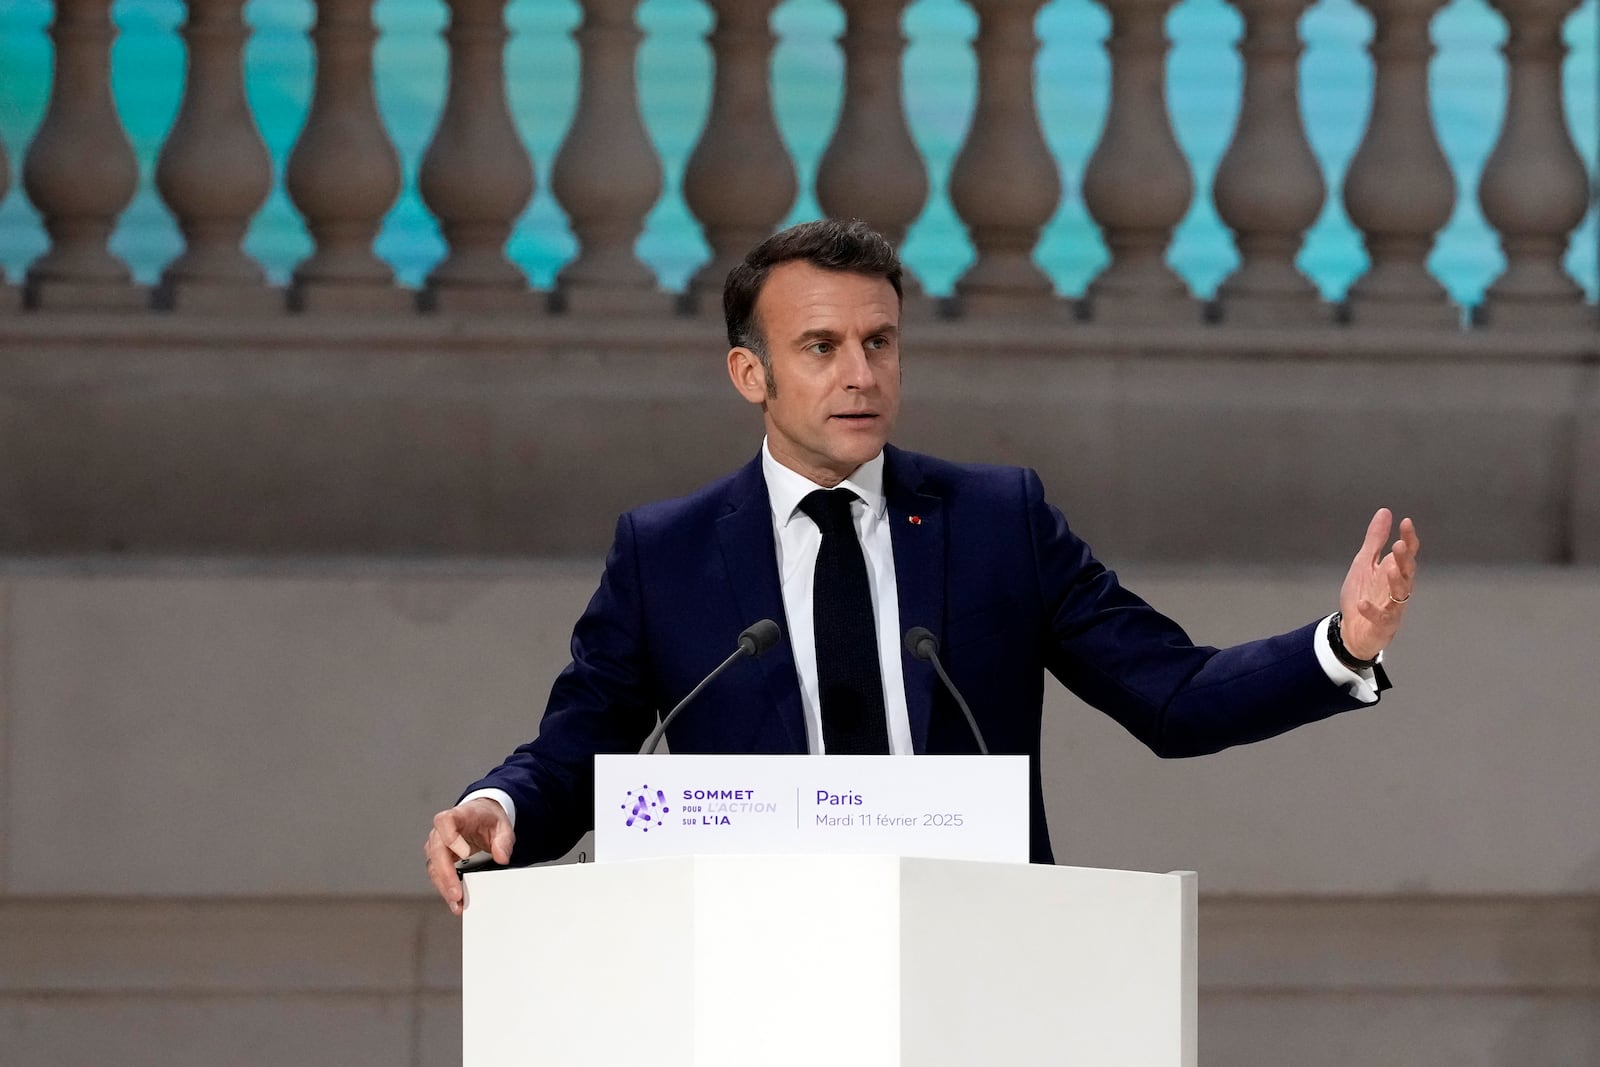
[761,437,887,528]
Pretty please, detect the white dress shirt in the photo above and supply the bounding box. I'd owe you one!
[466,443,1379,826]
[760,440,914,755]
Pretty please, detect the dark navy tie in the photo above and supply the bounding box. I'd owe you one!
[798,488,890,754]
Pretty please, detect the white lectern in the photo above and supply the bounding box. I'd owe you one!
[463,855,1196,1066]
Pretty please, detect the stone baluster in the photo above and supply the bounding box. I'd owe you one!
[1340,0,1456,326]
[1080,0,1197,324]
[155,0,276,313]
[550,0,665,314]
[419,0,538,313]
[1211,0,1328,324]
[21,0,144,310]
[0,124,13,308]
[815,0,929,305]
[681,0,795,313]
[947,0,1063,317]
[285,0,408,313]
[1474,0,1590,328]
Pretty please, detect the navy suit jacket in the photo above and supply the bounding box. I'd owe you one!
[467,445,1371,865]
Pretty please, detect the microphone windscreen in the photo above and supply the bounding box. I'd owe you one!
[739,618,782,656]
[904,626,938,660]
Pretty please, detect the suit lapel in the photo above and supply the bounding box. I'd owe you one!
[715,456,809,753]
[884,446,944,754]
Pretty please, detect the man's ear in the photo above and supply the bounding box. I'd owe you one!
[727,347,769,405]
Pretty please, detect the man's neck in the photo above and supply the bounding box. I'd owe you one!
[762,442,880,490]
[761,440,887,526]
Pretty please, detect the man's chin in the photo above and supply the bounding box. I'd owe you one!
[830,438,890,470]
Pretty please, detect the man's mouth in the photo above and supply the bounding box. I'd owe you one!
[832,412,878,421]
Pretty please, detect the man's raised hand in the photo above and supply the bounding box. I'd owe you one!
[1338,508,1420,662]
[424,798,514,915]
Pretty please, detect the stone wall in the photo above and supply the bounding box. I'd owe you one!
[0,562,1596,1063]
[2,316,1597,563]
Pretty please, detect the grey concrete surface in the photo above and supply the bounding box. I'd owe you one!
[0,559,1595,1063]
[0,562,1595,896]
[0,995,416,1067]
[0,900,424,993]
[1038,566,1600,894]
[1200,897,1600,992]
[0,895,1592,1066]
[1,580,11,895]
[4,569,591,896]
[1200,992,1600,1066]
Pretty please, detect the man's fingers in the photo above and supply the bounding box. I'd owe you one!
[491,823,514,866]
[1341,511,1417,659]
[1357,507,1393,566]
[454,797,514,861]
[427,859,463,914]
[423,829,466,915]
[433,809,476,860]
[1354,596,1389,625]
[1398,517,1420,570]
[422,827,456,872]
[1387,518,1420,589]
[1391,539,1416,581]
[434,872,463,915]
[426,801,514,915]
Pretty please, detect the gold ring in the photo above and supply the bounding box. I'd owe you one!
[1389,592,1411,605]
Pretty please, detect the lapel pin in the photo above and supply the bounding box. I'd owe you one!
[909,515,922,525]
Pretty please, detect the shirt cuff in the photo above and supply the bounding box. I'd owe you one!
[1313,612,1382,704]
[461,787,517,828]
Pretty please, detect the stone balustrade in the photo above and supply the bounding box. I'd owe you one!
[0,0,1597,563]
[0,0,1594,324]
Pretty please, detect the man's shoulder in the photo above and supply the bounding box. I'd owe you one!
[624,453,764,535]
[885,445,1038,502]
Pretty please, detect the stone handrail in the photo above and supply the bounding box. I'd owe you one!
[0,0,1593,326]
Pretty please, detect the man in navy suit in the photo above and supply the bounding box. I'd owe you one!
[424,220,1420,913]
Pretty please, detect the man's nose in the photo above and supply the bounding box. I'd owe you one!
[838,342,874,388]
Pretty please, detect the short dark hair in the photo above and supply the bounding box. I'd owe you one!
[723,219,904,359]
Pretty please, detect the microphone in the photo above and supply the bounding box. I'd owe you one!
[639,619,782,754]
[904,626,990,755]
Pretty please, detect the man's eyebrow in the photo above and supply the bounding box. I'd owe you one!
[792,322,900,345]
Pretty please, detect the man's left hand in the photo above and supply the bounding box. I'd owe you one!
[1339,508,1420,662]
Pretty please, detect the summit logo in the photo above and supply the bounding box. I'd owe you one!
[621,784,670,832]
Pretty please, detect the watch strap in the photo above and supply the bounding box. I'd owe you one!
[1328,610,1382,672]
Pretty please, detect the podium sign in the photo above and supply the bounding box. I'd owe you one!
[594,754,1028,863]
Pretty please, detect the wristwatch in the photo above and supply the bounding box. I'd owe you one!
[1327,611,1381,672]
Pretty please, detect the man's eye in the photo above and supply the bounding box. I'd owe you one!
[810,342,833,355]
